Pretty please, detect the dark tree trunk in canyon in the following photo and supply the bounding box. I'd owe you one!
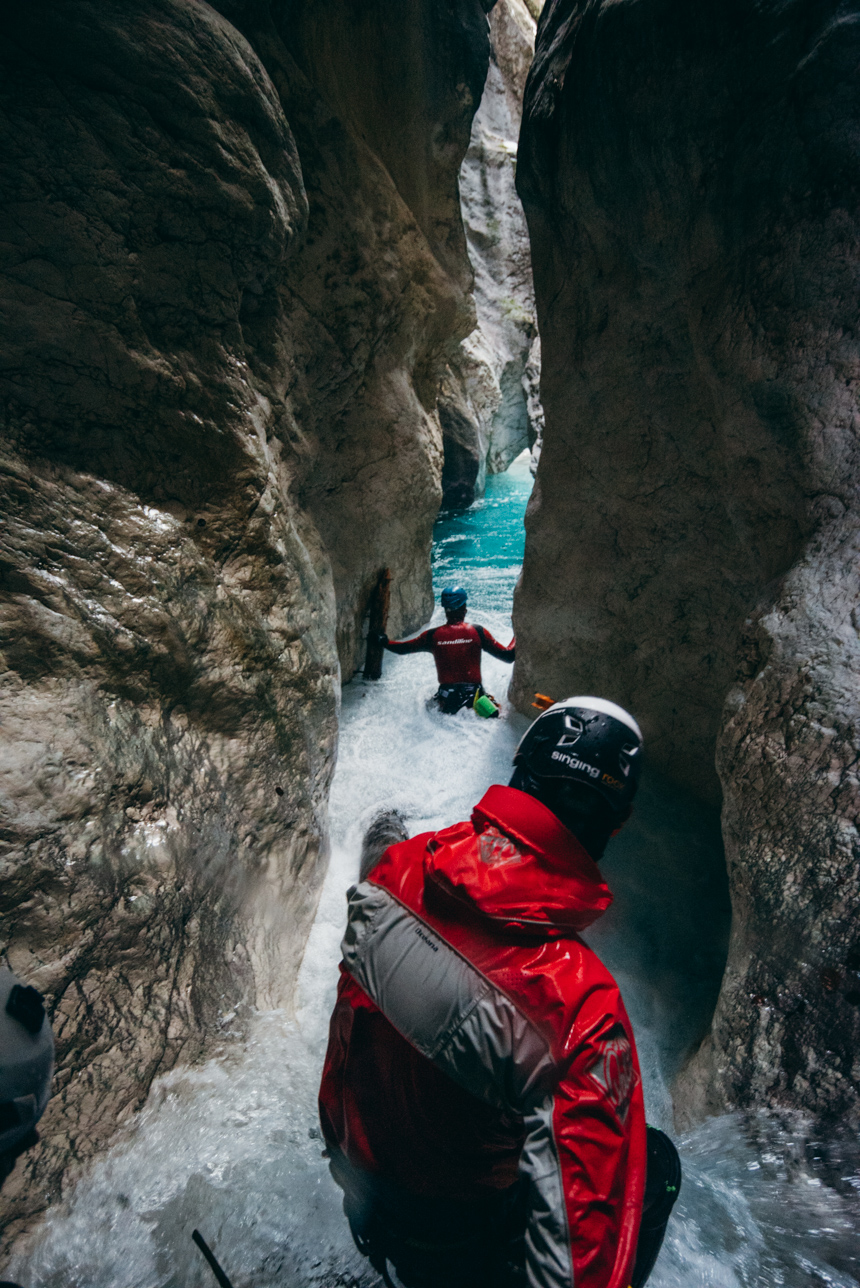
[362,569,391,682]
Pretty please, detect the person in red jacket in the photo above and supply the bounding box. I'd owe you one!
[379,585,515,715]
[319,697,681,1288]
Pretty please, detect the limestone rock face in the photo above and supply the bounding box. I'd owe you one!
[440,0,542,508]
[0,0,489,1242]
[213,0,493,668]
[680,524,860,1125]
[524,335,544,475]
[515,0,860,1121]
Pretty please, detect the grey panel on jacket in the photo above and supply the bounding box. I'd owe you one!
[342,881,556,1105]
[341,879,574,1288]
[522,1097,575,1288]
[342,881,492,1064]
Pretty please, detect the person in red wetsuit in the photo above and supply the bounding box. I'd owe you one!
[319,697,681,1288]
[380,585,515,715]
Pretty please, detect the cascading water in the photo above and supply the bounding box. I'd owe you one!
[10,453,860,1287]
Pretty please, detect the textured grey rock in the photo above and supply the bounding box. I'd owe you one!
[515,0,860,1123]
[0,0,489,1245]
[524,335,544,475]
[678,517,860,1126]
[213,0,492,671]
[440,0,543,508]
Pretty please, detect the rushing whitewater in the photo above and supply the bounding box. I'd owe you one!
[10,454,860,1287]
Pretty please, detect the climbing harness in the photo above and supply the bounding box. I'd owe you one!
[433,682,478,714]
[433,683,500,716]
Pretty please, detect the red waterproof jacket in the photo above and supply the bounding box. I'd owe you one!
[319,785,647,1288]
[385,620,515,685]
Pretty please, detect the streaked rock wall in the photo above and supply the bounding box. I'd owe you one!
[0,0,491,1243]
[440,0,543,507]
[515,0,860,1124]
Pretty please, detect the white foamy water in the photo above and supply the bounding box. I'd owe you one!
[10,458,859,1286]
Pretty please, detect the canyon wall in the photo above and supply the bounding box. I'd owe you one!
[515,0,860,1123]
[0,0,491,1243]
[440,0,543,507]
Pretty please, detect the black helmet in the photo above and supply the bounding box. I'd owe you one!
[440,586,467,612]
[513,696,643,814]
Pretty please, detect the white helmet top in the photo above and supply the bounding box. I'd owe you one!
[0,968,54,1156]
[542,696,642,740]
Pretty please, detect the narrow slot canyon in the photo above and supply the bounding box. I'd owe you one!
[1,2,859,1286]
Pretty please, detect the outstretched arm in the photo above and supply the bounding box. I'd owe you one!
[383,628,436,655]
[475,624,516,662]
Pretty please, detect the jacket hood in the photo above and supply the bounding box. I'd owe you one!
[423,784,613,936]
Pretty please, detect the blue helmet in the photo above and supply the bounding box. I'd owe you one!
[440,586,468,612]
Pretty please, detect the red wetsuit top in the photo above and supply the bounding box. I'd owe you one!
[385,620,515,685]
[319,785,647,1288]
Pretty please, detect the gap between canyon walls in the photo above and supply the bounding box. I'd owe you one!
[440,0,545,509]
[0,0,495,1246]
[515,0,860,1127]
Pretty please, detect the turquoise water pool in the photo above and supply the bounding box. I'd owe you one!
[432,449,532,616]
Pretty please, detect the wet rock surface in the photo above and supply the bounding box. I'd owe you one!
[680,518,860,1126]
[440,0,542,508]
[515,0,860,1122]
[228,0,493,663]
[0,0,490,1246]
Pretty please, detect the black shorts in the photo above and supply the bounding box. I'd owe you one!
[433,684,499,716]
[329,1149,526,1288]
